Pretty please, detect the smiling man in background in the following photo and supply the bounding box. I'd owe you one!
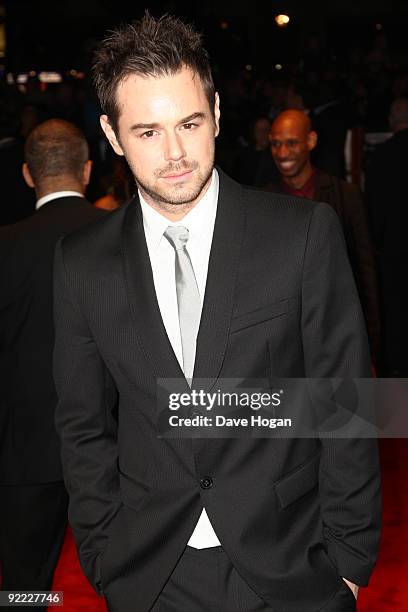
[268,109,380,366]
[53,14,380,612]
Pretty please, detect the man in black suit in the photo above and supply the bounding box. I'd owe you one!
[0,119,105,603]
[268,110,380,365]
[365,97,408,375]
[53,14,381,612]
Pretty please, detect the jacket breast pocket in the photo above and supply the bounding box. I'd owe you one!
[275,450,321,509]
[230,299,290,334]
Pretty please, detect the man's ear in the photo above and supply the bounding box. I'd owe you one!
[100,115,125,156]
[214,92,221,137]
[82,160,93,186]
[307,130,318,152]
[22,163,35,189]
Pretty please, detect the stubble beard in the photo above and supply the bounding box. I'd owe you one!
[130,157,215,215]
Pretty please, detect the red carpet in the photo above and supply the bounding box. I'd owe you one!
[357,439,408,611]
[52,439,408,610]
[51,529,107,612]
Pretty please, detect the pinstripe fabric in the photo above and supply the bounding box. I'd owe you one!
[150,547,270,612]
[149,547,357,612]
[54,170,380,612]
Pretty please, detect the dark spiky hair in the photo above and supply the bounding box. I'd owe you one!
[92,12,215,132]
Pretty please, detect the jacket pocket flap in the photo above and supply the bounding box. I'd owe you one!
[119,468,150,512]
[230,299,289,333]
[275,450,320,509]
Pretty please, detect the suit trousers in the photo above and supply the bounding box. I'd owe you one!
[146,546,357,612]
[149,546,269,612]
[0,481,68,612]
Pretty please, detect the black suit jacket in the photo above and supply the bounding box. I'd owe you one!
[54,172,381,612]
[365,129,408,373]
[0,196,105,484]
[365,128,408,256]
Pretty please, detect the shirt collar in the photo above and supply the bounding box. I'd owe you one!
[36,191,84,210]
[140,169,219,251]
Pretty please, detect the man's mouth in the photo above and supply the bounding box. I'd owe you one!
[278,160,296,170]
[162,169,193,181]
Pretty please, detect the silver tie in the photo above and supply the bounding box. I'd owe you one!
[164,226,201,383]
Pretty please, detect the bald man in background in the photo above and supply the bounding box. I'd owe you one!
[0,119,105,606]
[268,110,380,364]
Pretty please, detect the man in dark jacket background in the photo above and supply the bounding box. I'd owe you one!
[0,119,105,604]
[365,97,408,375]
[268,110,381,363]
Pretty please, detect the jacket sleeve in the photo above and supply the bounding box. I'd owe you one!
[53,238,120,594]
[301,203,381,586]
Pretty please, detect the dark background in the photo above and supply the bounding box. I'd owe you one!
[3,0,408,74]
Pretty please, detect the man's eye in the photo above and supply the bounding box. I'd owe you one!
[142,130,156,138]
[182,123,196,130]
[271,141,280,148]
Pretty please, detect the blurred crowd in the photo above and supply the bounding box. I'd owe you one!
[1,29,408,376]
[219,32,408,177]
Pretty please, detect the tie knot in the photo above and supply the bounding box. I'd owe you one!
[164,226,189,251]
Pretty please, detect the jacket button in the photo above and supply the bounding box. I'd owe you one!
[200,477,213,489]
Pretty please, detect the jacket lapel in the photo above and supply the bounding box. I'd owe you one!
[192,170,246,390]
[121,171,246,394]
[121,196,187,385]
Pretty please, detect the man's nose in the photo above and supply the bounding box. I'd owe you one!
[276,143,290,159]
[164,131,186,162]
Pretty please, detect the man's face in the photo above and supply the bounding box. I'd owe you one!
[100,67,220,213]
[269,119,316,179]
[253,118,271,150]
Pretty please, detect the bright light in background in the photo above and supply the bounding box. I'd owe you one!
[13,70,84,86]
[275,64,283,71]
[38,72,62,83]
[375,23,383,31]
[68,69,85,79]
[245,64,252,71]
[275,14,290,28]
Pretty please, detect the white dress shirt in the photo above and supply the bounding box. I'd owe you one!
[36,190,84,210]
[140,169,222,548]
